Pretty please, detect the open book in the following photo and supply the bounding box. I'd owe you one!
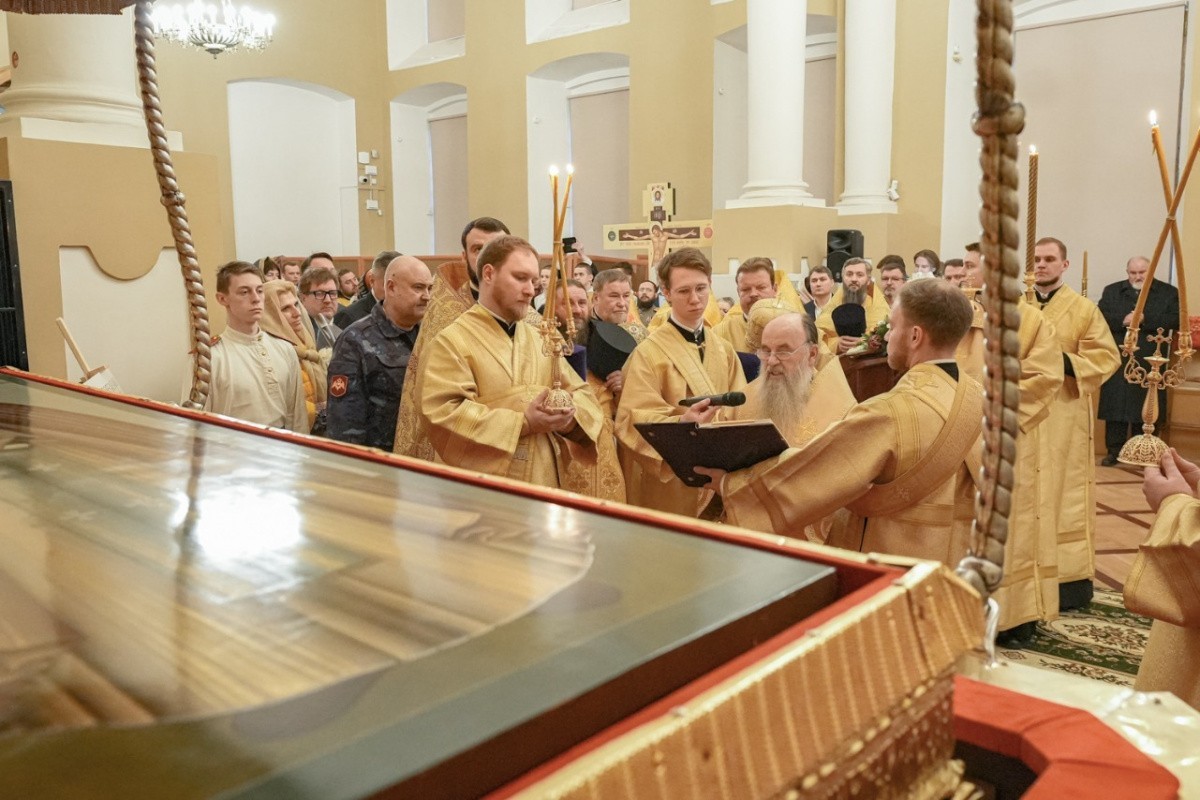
[634,419,789,488]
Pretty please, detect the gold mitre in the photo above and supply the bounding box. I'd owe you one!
[746,296,804,352]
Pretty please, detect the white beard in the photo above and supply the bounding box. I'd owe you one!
[759,363,816,438]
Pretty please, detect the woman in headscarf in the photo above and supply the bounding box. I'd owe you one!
[260,279,328,434]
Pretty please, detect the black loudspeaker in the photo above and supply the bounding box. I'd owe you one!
[826,229,864,282]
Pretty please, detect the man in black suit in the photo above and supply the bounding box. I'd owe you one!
[334,250,400,329]
[1097,256,1180,465]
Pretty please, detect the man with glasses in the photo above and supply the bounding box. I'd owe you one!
[732,313,855,448]
[616,248,745,517]
[299,266,342,350]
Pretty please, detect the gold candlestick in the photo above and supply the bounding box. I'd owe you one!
[540,164,576,412]
[1025,146,1038,300]
[1117,113,1200,465]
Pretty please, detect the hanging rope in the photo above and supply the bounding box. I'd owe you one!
[133,0,211,410]
[955,0,1024,600]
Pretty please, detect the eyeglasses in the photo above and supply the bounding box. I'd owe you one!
[305,290,338,300]
[756,348,802,360]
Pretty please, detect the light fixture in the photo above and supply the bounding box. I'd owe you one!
[152,1,275,58]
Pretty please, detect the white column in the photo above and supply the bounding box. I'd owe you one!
[0,9,151,146]
[728,0,823,208]
[838,0,898,214]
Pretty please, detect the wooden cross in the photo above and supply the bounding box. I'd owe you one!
[602,182,714,270]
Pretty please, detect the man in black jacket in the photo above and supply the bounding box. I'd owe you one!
[334,250,400,329]
[1097,256,1180,465]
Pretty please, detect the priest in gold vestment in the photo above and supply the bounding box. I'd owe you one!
[1130,449,1200,710]
[395,216,510,462]
[958,286,1066,640]
[1032,238,1121,610]
[616,248,746,517]
[815,258,891,354]
[728,312,856,541]
[699,280,982,564]
[417,236,606,491]
[712,257,780,354]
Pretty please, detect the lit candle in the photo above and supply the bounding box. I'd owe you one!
[1133,121,1200,325]
[1026,145,1038,277]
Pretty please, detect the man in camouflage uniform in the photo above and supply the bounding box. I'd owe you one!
[326,255,433,450]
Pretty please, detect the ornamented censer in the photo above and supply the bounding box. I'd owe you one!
[1117,112,1197,466]
[538,164,577,412]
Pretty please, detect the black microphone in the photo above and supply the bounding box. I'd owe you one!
[678,391,746,408]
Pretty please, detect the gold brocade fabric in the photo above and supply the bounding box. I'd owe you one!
[972,302,1067,630]
[512,562,984,800]
[724,364,981,563]
[615,322,745,517]
[394,261,475,462]
[711,307,749,352]
[1037,286,1121,583]
[1130,494,1200,709]
[647,293,725,330]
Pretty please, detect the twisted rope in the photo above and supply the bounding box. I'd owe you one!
[956,0,1024,600]
[134,0,211,410]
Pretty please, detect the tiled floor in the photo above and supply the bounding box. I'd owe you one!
[1094,464,1153,592]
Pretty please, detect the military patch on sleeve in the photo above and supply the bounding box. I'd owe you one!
[330,375,349,397]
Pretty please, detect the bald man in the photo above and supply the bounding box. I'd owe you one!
[326,255,434,449]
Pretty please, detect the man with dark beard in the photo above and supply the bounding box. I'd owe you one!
[815,258,890,354]
[635,279,660,326]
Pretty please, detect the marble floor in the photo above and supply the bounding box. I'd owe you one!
[1093,464,1155,591]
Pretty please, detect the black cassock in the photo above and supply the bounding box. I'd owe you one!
[1097,278,1179,423]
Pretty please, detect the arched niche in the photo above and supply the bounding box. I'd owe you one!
[227,79,359,261]
[527,52,630,253]
[391,82,468,254]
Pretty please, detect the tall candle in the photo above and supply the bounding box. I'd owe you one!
[1026,146,1038,276]
[549,165,560,239]
[1081,250,1088,297]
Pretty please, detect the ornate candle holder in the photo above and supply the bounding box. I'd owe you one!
[539,166,576,412]
[1117,329,1192,466]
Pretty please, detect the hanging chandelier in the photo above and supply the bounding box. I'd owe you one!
[152,1,275,58]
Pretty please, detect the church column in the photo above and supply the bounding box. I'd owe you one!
[728,0,823,208]
[1,10,143,132]
[837,0,898,213]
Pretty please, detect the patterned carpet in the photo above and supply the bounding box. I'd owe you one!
[997,587,1152,686]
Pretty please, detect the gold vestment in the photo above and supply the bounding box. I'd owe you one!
[960,301,1065,629]
[615,322,745,517]
[712,308,749,353]
[417,304,605,491]
[1038,285,1121,584]
[723,363,982,564]
[814,285,890,351]
[1128,493,1200,710]
[394,260,474,461]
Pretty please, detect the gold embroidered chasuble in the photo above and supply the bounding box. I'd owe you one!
[417,303,606,491]
[1037,285,1121,584]
[728,354,857,541]
[723,363,983,564]
[615,321,745,517]
[1129,493,1200,710]
[712,308,749,353]
[958,300,1066,628]
[814,285,890,351]
[394,260,475,462]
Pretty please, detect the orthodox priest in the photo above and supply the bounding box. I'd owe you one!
[697,279,982,564]
[1032,237,1121,610]
[394,217,510,461]
[959,290,1066,643]
[416,236,606,490]
[616,247,745,517]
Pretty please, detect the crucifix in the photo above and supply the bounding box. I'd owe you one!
[602,182,714,272]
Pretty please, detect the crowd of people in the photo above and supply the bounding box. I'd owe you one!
[192,217,1197,703]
